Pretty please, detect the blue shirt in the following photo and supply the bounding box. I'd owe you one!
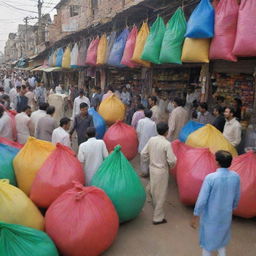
[194,168,240,251]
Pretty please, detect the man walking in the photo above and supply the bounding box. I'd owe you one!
[90,86,102,109]
[72,89,90,120]
[52,117,71,147]
[148,96,160,124]
[191,150,240,256]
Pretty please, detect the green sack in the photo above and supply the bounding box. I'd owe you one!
[91,145,146,223]
[160,8,187,64]
[0,222,59,256]
[141,16,166,64]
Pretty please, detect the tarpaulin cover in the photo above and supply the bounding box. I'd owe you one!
[62,46,71,68]
[141,16,165,64]
[45,183,119,256]
[210,0,239,62]
[0,179,44,230]
[132,22,151,67]
[0,222,58,256]
[159,8,187,64]
[121,26,138,68]
[70,43,79,68]
[98,95,125,125]
[103,121,138,160]
[232,0,256,57]
[179,121,205,143]
[106,31,117,61]
[0,137,23,149]
[30,144,84,208]
[186,124,237,156]
[55,48,64,67]
[231,151,256,218]
[77,40,87,67]
[88,108,106,139]
[0,144,19,185]
[13,137,56,195]
[85,38,100,66]
[185,0,215,38]
[181,38,210,63]
[108,29,129,67]
[91,146,146,223]
[97,34,108,65]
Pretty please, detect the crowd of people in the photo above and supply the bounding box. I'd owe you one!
[0,71,244,256]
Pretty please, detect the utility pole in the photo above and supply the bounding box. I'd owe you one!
[24,16,38,57]
[37,0,43,44]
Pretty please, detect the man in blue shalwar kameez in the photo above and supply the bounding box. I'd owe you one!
[191,150,240,256]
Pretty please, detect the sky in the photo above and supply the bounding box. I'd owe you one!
[0,0,60,52]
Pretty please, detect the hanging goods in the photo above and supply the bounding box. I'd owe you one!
[62,45,71,68]
[97,34,108,65]
[55,48,64,67]
[70,43,79,68]
[85,38,100,66]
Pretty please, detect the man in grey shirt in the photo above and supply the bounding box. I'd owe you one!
[198,102,214,125]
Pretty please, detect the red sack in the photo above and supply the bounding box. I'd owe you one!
[30,144,84,208]
[45,183,119,256]
[104,121,138,160]
[210,0,239,62]
[85,37,100,66]
[0,137,23,149]
[232,0,256,57]
[121,26,139,68]
[231,151,256,218]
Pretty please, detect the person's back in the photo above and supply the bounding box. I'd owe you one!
[0,107,12,140]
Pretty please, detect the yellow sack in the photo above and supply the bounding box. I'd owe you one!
[97,34,108,65]
[181,38,210,63]
[186,124,237,157]
[13,137,56,195]
[132,22,151,68]
[62,45,71,68]
[0,179,44,230]
[98,95,125,125]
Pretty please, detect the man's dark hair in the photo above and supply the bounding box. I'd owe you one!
[39,102,49,111]
[149,96,157,105]
[217,96,225,103]
[174,98,183,107]
[80,102,88,109]
[225,107,235,115]
[87,127,96,138]
[215,150,233,168]
[157,122,169,136]
[0,105,4,118]
[144,109,152,118]
[214,105,223,114]
[16,86,21,91]
[0,87,4,92]
[60,117,71,127]
[79,89,85,95]
[137,104,145,111]
[192,110,198,119]
[22,105,31,112]
[107,86,114,92]
[199,102,208,111]
[46,106,55,115]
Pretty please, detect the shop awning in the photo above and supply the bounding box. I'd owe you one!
[32,65,49,71]
[41,67,62,72]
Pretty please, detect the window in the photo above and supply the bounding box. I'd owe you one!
[70,5,80,17]
[91,0,98,16]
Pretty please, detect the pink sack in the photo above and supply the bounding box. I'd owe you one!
[121,26,138,68]
[85,38,100,66]
[210,0,239,62]
[232,0,256,57]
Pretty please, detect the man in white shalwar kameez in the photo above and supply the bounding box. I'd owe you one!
[141,122,177,225]
[72,89,90,120]
[0,105,13,140]
[78,127,108,185]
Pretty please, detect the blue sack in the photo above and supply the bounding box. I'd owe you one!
[88,108,107,139]
[179,121,205,143]
[55,48,64,67]
[108,29,129,67]
[185,0,214,38]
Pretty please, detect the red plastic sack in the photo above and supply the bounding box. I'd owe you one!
[85,37,100,66]
[121,26,138,68]
[45,183,119,256]
[210,0,239,62]
[232,0,256,57]
[231,151,256,218]
[104,121,138,160]
[30,144,84,208]
[0,137,23,149]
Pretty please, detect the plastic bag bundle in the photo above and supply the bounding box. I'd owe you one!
[98,95,125,125]
[104,121,138,161]
[132,22,151,67]
[232,0,256,57]
[170,140,184,179]
[181,38,210,63]
[62,45,71,68]
[210,0,239,62]
[88,108,106,139]
[108,29,129,67]
[186,124,237,156]
[231,151,256,218]
[91,146,146,223]
[0,144,19,185]
[160,8,187,64]
[185,0,215,38]
[0,179,44,230]
[70,43,79,68]
[48,51,55,67]
[141,16,165,64]
[13,137,56,195]
[30,144,84,208]
[45,183,119,256]
[0,137,23,149]
[106,31,117,61]
[179,121,205,143]
[51,50,57,67]
[0,222,58,256]
[55,48,64,67]
[77,40,87,67]
[97,34,108,65]
[121,26,138,68]
[85,38,100,66]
